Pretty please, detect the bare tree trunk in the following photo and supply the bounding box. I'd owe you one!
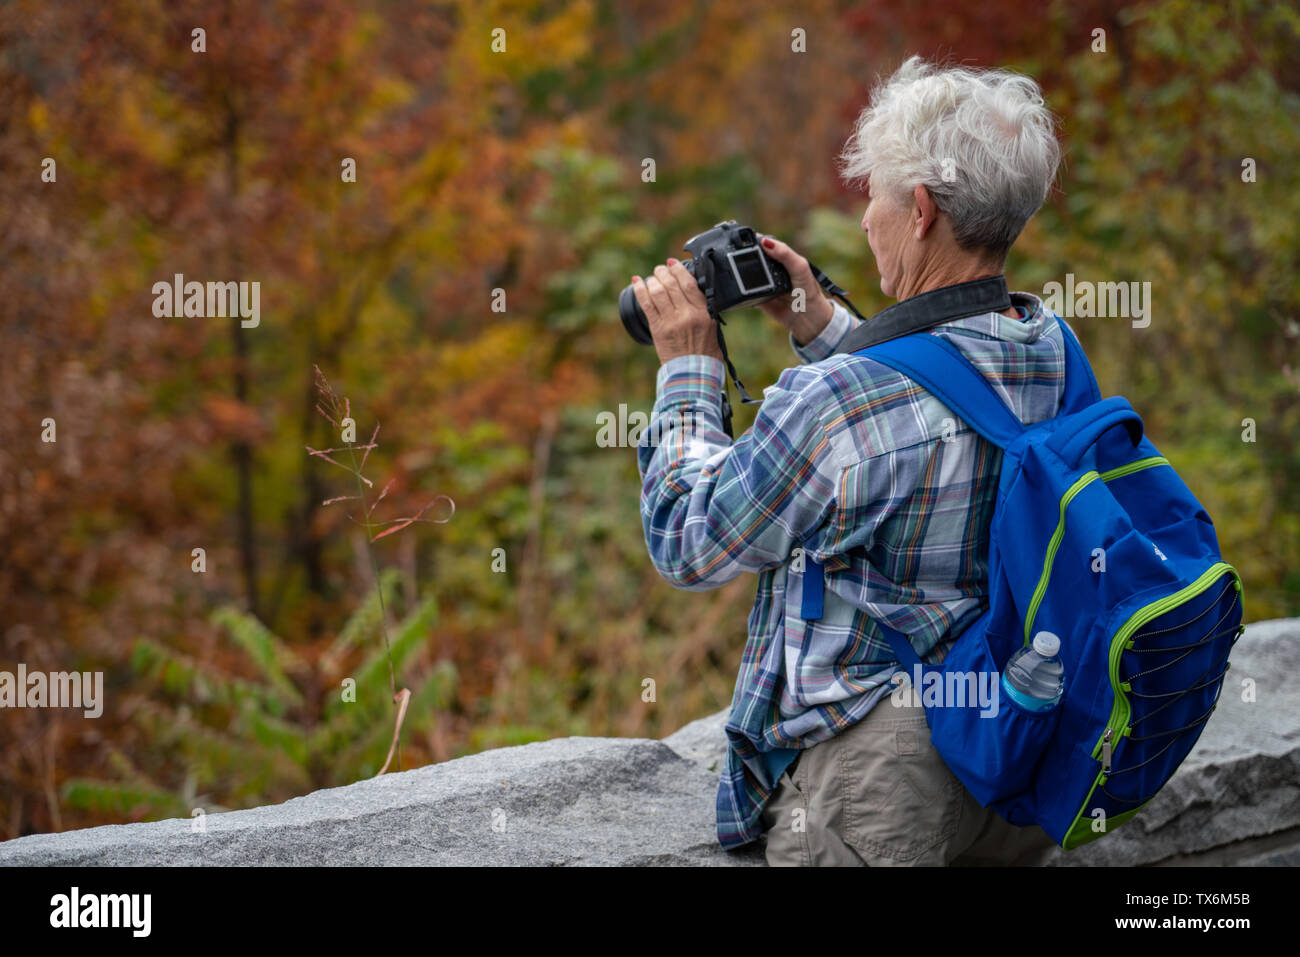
[225,95,259,617]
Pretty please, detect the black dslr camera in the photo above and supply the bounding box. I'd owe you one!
[618,221,793,344]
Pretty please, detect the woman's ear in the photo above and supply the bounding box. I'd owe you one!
[913,184,940,239]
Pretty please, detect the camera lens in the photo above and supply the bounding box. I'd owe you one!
[618,284,654,344]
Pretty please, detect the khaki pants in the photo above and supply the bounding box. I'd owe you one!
[759,692,1057,866]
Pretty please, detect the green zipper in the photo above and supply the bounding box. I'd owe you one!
[1023,470,1099,643]
[1022,456,1170,644]
[1062,561,1242,850]
[1099,455,1169,483]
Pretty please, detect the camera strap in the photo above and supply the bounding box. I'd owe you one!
[807,260,868,321]
[712,314,756,438]
[712,261,867,438]
[835,274,1011,353]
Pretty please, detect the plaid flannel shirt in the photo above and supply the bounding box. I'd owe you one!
[637,289,1070,850]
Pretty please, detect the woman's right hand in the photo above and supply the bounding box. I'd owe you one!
[756,234,835,346]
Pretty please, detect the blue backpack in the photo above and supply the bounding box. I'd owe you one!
[806,315,1245,850]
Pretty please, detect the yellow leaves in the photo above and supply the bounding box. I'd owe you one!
[527,0,593,67]
[109,73,183,167]
[367,75,418,114]
[28,98,49,134]
[457,0,594,79]
[430,321,533,390]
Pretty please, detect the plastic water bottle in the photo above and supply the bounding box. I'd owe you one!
[1001,631,1065,712]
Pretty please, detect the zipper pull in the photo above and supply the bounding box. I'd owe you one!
[1101,727,1114,774]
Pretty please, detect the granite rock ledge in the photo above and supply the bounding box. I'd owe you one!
[1,618,1294,866]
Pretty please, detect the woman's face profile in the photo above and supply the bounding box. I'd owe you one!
[861,173,912,300]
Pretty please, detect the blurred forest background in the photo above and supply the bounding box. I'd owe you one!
[1,0,1297,838]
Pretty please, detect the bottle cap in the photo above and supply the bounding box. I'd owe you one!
[1032,631,1061,658]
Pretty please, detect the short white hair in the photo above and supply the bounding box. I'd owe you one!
[838,56,1061,255]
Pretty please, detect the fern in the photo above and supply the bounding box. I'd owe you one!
[73,577,457,820]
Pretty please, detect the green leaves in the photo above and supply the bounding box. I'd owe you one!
[210,607,304,708]
[86,580,458,819]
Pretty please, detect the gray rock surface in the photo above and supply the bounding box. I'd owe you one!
[0,736,764,866]
[662,708,730,772]
[0,618,1294,866]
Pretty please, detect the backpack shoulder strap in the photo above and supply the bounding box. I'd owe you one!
[802,322,1086,624]
[856,333,1025,450]
[1054,313,1102,413]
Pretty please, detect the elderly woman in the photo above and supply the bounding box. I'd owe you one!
[631,57,1066,866]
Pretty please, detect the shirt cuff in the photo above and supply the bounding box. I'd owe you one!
[655,354,727,409]
[790,300,856,363]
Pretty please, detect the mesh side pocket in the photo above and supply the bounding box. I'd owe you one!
[1098,573,1243,809]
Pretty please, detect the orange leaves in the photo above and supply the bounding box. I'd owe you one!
[202,395,265,444]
